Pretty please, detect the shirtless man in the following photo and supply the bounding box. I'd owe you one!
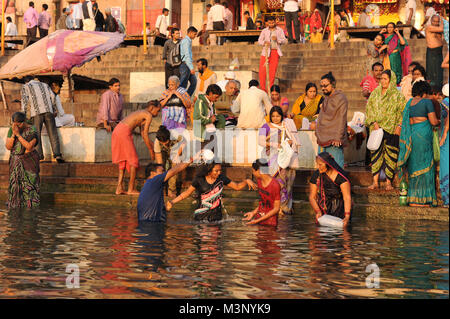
[425,15,444,88]
[111,100,161,195]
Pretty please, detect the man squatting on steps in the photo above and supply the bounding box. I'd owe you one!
[111,100,161,195]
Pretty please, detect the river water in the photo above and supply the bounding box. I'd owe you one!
[0,205,448,299]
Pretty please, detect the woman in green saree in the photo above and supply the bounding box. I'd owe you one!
[365,70,406,190]
[398,81,440,207]
[380,22,411,85]
[5,112,40,209]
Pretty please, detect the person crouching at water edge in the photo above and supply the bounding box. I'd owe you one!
[112,100,161,195]
[166,160,257,222]
[308,152,352,228]
[242,159,281,226]
[137,156,198,222]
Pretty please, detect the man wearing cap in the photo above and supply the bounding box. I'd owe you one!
[216,71,236,92]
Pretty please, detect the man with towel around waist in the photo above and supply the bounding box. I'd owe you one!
[112,100,161,195]
[425,15,444,88]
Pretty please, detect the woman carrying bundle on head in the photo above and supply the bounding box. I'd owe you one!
[166,160,257,222]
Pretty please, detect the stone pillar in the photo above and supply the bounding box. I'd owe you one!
[60,73,73,103]
[180,0,192,33]
[165,0,172,25]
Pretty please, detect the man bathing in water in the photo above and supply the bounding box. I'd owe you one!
[138,156,198,222]
[112,100,161,195]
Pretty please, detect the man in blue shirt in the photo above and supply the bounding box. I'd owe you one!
[179,26,198,96]
[137,156,195,222]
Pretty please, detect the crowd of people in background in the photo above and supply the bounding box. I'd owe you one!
[4,1,449,229]
[11,1,125,48]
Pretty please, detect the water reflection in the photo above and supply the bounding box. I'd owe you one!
[0,206,448,299]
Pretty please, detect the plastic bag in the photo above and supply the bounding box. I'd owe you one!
[229,58,240,71]
[367,128,384,151]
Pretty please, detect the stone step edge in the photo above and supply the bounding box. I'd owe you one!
[0,192,446,221]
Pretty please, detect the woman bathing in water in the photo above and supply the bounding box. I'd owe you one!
[166,161,257,222]
[309,152,352,228]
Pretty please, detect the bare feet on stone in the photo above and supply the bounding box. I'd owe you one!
[385,182,394,191]
[115,188,127,195]
[127,190,140,196]
[368,183,379,190]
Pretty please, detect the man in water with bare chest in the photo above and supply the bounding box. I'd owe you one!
[111,100,161,195]
[426,15,444,88]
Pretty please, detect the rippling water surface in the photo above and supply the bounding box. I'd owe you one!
[0,205,448,299]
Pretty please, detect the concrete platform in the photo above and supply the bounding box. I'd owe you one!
[0,126,366,167]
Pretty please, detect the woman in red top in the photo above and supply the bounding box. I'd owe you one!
[243,159,281,226]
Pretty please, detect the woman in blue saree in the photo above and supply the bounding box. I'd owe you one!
[380,22,412,85]
[398,81,440,207]
[439,85,449,207]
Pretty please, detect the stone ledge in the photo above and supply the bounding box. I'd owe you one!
[0,126,365,167]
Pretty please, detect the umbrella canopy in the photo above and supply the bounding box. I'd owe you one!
[0,30,125,80]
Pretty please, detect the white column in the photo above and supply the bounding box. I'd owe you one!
[165,0,173,25]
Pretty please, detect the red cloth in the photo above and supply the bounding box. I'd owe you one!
[111,122,139,172]
[259,49,279,92]
[360,75,379,98]
[310,11,322,32]
[256,178,281,227]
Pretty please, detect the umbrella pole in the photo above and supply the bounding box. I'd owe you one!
[0,81,7,110]
[1,0,5,56]
[142,0,148,54]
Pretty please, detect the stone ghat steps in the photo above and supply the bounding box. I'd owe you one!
[0,173,406,205]
[0,162,376,187]
[0,191,447,222]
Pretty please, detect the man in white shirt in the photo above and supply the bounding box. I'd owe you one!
[284,0,301,43]
[404,0,416,39]
[210,0,225,45]
[357,6,373,28]
[155,8,170,37]
[72,1,83,29]
[232,80,272,129]
[223,2,233,31]
[50,82,76,128]
[422,2,437,29]
[216,71,236,92]
[5,17,18,49]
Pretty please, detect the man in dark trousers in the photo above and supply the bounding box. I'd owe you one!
[163,28,182,88]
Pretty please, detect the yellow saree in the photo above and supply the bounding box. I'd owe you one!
[292,94,323,129]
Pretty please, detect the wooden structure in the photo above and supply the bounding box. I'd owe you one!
[208,30,262,43]
[339,24,424,40]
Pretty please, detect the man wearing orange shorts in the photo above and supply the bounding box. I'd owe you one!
[111,100,161,195]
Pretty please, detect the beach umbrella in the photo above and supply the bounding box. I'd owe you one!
[0,30,125,80]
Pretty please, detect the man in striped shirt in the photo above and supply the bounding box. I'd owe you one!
[21,77,64,163]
